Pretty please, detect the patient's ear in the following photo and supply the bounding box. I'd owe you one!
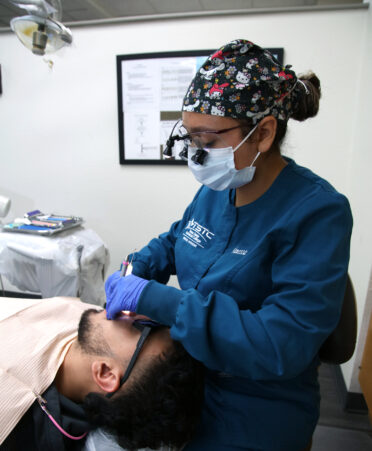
[91,360,121,394]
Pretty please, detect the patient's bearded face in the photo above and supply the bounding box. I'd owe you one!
[78,309,113,356]
[76,309,169,361]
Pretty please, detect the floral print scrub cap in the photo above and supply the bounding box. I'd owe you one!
[182,39,299,124]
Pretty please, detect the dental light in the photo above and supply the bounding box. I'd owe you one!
[9,0,72,56]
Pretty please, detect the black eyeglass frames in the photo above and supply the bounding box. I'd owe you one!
[163,121,244,163]
[105,321,152,398]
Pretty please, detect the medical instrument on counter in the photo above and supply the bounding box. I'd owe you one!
[9,0,72,56]
[37,395,87,441]
[2,210,83,235]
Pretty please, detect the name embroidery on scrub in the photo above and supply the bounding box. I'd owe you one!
[182,219,215,248]
[232,248,248,255]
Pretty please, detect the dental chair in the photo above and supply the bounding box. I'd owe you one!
[318,274,357,365]
[302,274,358,451]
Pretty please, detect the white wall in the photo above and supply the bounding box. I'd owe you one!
[343,4,372,392]
[0,7,371,391]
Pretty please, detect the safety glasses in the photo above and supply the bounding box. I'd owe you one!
[105,321,155,398]
[178,124,242,149]
[163,120,244,164]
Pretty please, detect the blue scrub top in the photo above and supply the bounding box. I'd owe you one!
[135,158,353,450]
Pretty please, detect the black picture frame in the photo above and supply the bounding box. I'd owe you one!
[117,48,284,165]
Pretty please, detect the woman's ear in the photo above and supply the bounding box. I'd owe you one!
[256,116,277,153]
[91,360,121,394]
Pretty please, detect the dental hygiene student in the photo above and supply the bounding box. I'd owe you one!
[105,40,352,451]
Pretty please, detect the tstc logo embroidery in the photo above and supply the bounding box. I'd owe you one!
[182,219,215,248]
[232,248,248,256]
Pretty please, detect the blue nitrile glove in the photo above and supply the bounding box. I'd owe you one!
[105,272,149,320]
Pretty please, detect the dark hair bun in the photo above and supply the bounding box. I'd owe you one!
[291,72,321,122]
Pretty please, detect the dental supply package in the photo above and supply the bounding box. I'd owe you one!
[2,210,83,236]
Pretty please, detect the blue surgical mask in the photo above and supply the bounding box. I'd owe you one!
[188,125,260,191]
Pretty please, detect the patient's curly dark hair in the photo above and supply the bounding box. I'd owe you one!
[82,340,204,450]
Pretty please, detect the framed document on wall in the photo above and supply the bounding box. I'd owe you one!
[116,48,284,165]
